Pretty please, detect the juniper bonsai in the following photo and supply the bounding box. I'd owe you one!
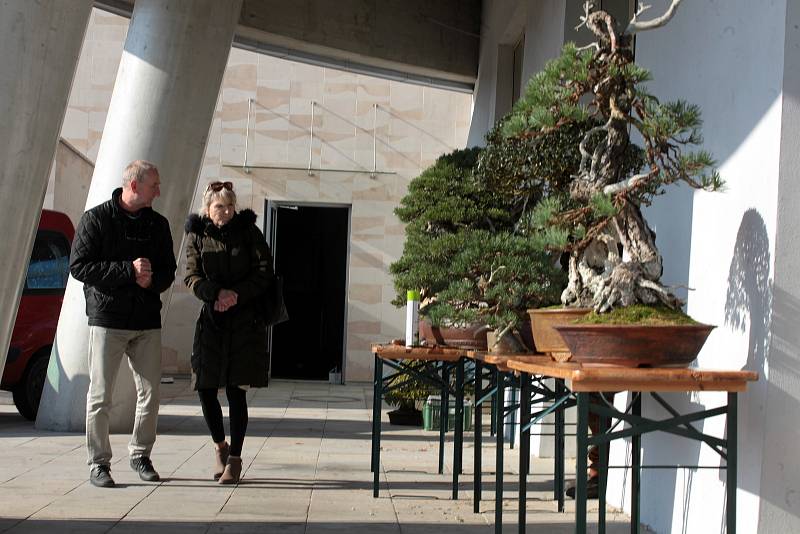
[390,147,565,344]
[503,0,721,313]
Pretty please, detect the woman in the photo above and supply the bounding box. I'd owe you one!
[184,181,274,484]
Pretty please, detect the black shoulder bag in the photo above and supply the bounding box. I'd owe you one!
[264,274,289,327]
[245,226,289,327]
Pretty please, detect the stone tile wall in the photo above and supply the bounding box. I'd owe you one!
[50,8,472,381]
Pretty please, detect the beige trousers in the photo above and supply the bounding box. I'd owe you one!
[86,326,161,468]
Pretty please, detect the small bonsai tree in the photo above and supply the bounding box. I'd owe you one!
[390,147,508,311]
[390,146,565,346]
[502,0,721,314]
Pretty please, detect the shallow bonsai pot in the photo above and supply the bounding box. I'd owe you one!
[419,320,488,350]
[552,323,716,367]
[387,408,423,426]
[527,308,592,360]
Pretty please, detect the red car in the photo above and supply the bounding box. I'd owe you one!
[2,210,74,420]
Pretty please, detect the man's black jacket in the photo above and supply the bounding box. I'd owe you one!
[70,188,176,330]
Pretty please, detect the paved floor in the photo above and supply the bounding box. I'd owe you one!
[0,379,642,533]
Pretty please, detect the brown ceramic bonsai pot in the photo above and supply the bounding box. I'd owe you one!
[527,308,591,361]
[387,407,424,426]
[552,323,716,367]
[419,320,488,350]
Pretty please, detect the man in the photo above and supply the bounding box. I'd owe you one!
[70,160,176,488]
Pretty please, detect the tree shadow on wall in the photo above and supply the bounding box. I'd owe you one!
[721,208,772,528]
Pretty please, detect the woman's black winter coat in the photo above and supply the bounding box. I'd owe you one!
[184,209,274,389]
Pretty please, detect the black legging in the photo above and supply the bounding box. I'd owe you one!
[198,386,248,457]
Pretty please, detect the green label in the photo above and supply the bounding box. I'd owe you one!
[407,290,420,301]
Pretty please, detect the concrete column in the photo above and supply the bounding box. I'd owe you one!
[0,1,92,389]
[36,0,243,432]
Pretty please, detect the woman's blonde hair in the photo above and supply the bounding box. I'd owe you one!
[200,183,237,217]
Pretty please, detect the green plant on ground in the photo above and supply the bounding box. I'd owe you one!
[383,360,436,412]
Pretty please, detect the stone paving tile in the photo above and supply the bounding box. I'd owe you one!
[0,380,645,533]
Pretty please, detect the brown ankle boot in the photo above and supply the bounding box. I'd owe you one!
[213,443,230,481]
[218,456,242,484]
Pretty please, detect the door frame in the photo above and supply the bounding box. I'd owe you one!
[263,199,352,383]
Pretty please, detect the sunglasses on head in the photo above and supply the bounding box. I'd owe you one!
[206,181,233,192]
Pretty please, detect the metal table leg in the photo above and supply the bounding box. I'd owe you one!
[598,402,608,533]
[372,354,383,497]
[509,385,517,450]
[631,394,641,534]
[453,357,465,499]
[438,363,450,474]
[519,372,531,534]
[474,360,483,513]
[575,392,589,534]
[727,392,738,534]
[555,379,566,512]
[495,367,505,534]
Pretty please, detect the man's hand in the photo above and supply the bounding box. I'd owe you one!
[214,289,238,312]
[133,257,152,288]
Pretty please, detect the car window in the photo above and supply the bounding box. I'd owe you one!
[26,231,70,291]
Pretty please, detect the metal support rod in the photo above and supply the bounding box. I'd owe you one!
[598,402,608,533]
[576,392,589,534]
[519,373,531,533]
[509,384,517,450]
[243,97,252,169]
[438,363,449,474]
[473,360,483,513]
[631,394,642,534]
[555,379,566,512]
[494,367,505,534]
[521,392,572,433]
[727,392,738,534]
[372,354,382,497]
[308,101,315,175]
[452,357,464,499]
[372,103,378,177]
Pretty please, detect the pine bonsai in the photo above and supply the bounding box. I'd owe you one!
[502,0,721,314]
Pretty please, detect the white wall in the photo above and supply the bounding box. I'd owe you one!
[466,0,564,147]
[610,1,789,532]
[757,1,800,531]
[469,0,796,532]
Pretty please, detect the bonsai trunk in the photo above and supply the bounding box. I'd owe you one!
[561,203,682,312]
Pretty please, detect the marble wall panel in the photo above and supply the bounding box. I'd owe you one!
[51,7,472,383]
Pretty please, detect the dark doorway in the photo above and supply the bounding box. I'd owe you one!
[265,201,349,380]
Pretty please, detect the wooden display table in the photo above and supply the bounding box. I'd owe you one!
[370,343,468,499]
[505,357,758,534]
[465,351,573,532]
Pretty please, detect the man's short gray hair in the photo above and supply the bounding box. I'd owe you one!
[122,160,159,187]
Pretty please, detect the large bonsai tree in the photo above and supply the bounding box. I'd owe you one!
[502,0,721,313]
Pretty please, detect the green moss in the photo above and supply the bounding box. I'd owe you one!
[575,305,698,326]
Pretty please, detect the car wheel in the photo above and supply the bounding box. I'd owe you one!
[12,352,50,421]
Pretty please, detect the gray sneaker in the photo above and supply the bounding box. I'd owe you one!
[130,456,160,482]
[90,465,115,488]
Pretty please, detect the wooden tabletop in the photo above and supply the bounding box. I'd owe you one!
[465,350,551,372]
[504,357,759,393]
[371,343,465,362]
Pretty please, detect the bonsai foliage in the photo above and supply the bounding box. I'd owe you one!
[390,147,507,309]
[502,0,721,313]
[390,146,565,338]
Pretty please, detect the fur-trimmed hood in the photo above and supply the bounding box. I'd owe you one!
[185,208,257,235]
